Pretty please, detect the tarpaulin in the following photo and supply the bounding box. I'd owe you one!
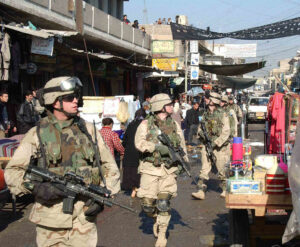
[199,61,266,76]
[217,76,257,89]
[171,17,300,40]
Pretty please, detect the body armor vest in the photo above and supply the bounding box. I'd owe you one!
[38,114,99,185]
[202,108,224,142]
[143,115,181,167]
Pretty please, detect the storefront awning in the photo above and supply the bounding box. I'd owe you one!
[144,71,179,78]
[2,24,78,39]
[217,76,257,89]
[70,48,158,72]
[199,61,266,76]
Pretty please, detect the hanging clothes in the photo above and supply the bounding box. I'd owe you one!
[268,92,285,154]
[0,32,11,81]
[10,40,21,84]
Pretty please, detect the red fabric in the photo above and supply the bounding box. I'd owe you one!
[268,92,285,154]
[100,127,125,157]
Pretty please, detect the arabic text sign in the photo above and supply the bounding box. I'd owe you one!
[152,58,178,71]
[152,40,175,54]
[224,44,257,58]
[31,37,54,56]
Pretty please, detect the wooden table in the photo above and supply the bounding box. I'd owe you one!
[226,193,293,247]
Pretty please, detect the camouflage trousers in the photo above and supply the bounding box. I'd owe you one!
[199,144,231,182]
[36,217,97,247]
[137,170,177,199]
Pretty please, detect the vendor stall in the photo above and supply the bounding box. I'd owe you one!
[225,92,300,246]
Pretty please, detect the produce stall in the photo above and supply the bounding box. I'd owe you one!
[226,93,300,246]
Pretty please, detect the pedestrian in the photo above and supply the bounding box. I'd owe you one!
[123,14,130,24]
[220,95,238,138]
[0,90,17,138]
[135,101,150,118]
[171,99,182,126]
[100,117,125,158]
[5,76,120,247]
[16,90,36,134]
[185,102,200,147]
[228,95,243,123]
[162,18,166,24]
[132,20,139,29]
[191,92,230,200]
[135,93,188,247]
[32,88,45,118]
[167,18,172,24]
[121,109,146,197]
[157,18,162,24]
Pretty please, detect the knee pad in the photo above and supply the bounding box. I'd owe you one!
[141,197,156,217]
[156,193,172,213]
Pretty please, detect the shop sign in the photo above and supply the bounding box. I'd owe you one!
[190,66,199,80]
[152,40,175,54]
[203,84,212,90]
[152,58,178,71]
[27,63,37,74]
[31,54,56,64]
[31,37,54,56]
[190,53,199,66]
[190,40,198,53]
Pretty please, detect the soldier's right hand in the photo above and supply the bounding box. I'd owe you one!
[32,182,67,205]
[155,144,169,156]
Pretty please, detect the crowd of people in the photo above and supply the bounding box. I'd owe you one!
[3,75,245,247]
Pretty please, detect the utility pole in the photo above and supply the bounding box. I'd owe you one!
[184,40,188,93]
[143,0,149,24]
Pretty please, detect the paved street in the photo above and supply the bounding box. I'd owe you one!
[0,123,266,247]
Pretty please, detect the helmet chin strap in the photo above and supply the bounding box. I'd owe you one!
[53,97,78,118]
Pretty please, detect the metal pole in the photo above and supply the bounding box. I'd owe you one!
[184,40,188,93]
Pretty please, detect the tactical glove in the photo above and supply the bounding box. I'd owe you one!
[84,199,104,217]
[32,182,67,205]
[155,144,169,156]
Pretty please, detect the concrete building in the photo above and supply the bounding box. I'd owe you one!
[0,0,151,57]
[84,0,127,20]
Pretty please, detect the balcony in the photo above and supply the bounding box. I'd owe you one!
[0,0,151,56]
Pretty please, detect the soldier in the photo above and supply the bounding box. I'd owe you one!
[135,93,188,247]
[228,95,243,123]
[191,92,230,200]
[5,76,120,247]
[220,95,238,138]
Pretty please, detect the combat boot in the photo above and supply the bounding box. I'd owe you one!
[155,214,171,247]
[155,225,167,247]
[191,181,207,200]
[220,191,226,198]
[191,189,205,200]
[220,180,227,198]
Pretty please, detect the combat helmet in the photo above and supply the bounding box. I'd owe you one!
[150,93,172,112]
[209,92,221,105]
[221,95,229,103]
[39,76,82,106]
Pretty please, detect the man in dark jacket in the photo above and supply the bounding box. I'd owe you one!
[0,90,17,138]
[185,101,200,146]
[17,90,36,134]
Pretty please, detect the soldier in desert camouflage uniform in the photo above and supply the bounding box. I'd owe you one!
[135,93,188,247]
[191,92,230,200]
[5,76,120,247]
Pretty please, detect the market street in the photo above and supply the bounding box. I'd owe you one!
[0,123,267,247]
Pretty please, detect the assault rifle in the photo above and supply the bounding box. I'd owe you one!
[157,133,197,185]
[24,161,136,214]
[200,121,217,166]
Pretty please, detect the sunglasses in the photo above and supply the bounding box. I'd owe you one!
[61,92,81,102]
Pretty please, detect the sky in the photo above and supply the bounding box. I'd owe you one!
[124,0,300,78]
